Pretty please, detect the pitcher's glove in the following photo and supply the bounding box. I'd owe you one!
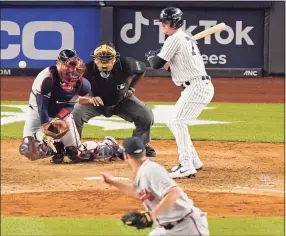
[41,118,70,139]
[121,211,153,230]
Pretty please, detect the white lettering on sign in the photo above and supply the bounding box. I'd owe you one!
[243,70,258,76]
[0,69,11,75]
[1,21,74,60]
[120,12,254,46]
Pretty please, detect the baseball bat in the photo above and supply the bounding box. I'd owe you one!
[191,23,226,41]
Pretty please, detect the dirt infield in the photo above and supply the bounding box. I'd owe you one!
[1,140,284,218]
[1,76,285,102]
[1,76,285,219]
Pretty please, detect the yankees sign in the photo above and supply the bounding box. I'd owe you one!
[114,8,264,69]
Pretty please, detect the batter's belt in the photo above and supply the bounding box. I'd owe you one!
[182,76,211,89]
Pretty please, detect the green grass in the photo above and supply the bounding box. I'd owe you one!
[1,101,28,105]
[1,106,22,112]
[1,216,284,236]
[0,102,284,143]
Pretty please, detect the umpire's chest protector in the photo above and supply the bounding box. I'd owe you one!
[88,62,129,106]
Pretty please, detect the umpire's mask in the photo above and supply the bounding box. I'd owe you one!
[91,43,120,79]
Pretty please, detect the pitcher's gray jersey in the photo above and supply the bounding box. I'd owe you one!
[133,159,194,224]
[158,28,207,86]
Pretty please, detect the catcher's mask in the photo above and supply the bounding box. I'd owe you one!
[56,49,86,92]
[91,43,120,79]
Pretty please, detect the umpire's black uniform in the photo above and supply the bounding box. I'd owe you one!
[72,53,156,157]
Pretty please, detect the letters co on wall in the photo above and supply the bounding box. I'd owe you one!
[0,7,100,68]
[114,8,265,76]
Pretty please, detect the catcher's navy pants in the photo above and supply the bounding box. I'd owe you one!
[72,96,154,145]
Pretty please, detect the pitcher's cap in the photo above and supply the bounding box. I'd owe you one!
[123,137,145,155]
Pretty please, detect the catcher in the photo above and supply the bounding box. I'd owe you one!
[102,137,209,236]
[19,49,123,163]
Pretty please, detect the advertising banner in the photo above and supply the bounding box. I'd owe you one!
[1,7,100,69]
[114,8,265,76]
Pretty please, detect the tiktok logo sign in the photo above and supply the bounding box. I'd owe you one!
[120,11,255,46]
[120,12,149,44]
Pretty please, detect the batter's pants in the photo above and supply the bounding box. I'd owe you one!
[72,96,154,145]
[167,77,214,168]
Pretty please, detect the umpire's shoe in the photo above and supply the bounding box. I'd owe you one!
[145,144,156,157]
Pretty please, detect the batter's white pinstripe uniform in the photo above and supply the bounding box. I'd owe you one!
[157,28,214,177]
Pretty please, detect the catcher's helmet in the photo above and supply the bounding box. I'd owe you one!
[159,7,183,29]
[91,41,120,79]
[58,49,77,62]
[56,49,86,92]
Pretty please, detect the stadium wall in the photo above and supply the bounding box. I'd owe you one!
[0,1,284,77]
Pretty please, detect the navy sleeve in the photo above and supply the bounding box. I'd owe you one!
[123,57,146,76]
[40,77,53,95]
[148,55,167,69]
[36,94,50,124]
[78,78,91,96]
[56,105,74,119]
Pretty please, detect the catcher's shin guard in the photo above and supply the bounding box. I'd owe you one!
[104,136,125,160]
[19,136,54,161]
[65,141,120,162]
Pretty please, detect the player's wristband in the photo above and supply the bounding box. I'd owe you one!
[56,108,71,119]
[128,87,135,93]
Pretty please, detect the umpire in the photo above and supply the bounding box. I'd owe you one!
[72,41,156,157]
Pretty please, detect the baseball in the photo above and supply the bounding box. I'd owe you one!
[18,61,27,69]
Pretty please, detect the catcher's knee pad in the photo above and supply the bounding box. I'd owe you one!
[104,136,125,160]
[19,136,54,161]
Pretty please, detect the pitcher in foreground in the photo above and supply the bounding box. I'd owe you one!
[101,137,209,236]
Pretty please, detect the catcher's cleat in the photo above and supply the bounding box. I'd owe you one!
[145,144,156,157]
[50,153,65,164]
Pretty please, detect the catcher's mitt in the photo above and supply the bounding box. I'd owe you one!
[121,211,153,230]
[41,119,70,139]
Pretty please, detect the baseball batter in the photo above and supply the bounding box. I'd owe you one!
[102,137,209,236]
[145,7,215,178]
[19,49,123,163]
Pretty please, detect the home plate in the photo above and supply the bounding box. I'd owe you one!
[84,176,130,181]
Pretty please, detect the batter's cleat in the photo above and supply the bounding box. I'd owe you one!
[50,153,65,164]
[172,162,203,172]
[171,164,182,172]
[145,144,156,157]
[193,159,203,171]
[169,165,197,179]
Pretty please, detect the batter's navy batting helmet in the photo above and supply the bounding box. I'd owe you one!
[159,7,183,29]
